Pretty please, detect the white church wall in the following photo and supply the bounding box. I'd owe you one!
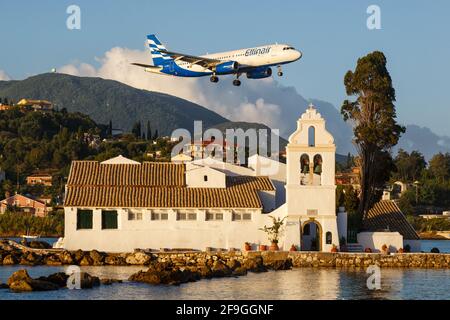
[186,166,226,188]
[357,232,403,253]
[64,207,276,252]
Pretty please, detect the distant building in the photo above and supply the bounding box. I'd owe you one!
[17,99,53,111]
[335,167,360,190]
[0,194,49,217]
[26,172,53,187]
[184,139,240,161]
[171,153,193,164]
[0,104,12,111]
[420,212,450,220]
[358,200,421,252]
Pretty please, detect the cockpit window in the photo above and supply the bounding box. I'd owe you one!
[283,46,296,51]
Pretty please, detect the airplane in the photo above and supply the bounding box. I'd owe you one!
[132,34,302,86]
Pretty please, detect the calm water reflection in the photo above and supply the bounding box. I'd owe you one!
[0,266,448,300]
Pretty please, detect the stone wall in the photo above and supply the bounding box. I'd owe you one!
[1,240,449,269]
[286,252,450,268]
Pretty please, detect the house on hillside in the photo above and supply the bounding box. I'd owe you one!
[0,104,12,111]
[0,194,49,217]
[17,99,53,111]
[62,104,347,253]
[26,172,53,187]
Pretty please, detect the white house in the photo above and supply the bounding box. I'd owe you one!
[62,105,345,252]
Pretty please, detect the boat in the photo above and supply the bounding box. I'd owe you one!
[21,235,40,240]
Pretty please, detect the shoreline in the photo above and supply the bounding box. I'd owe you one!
[1,240,449,269]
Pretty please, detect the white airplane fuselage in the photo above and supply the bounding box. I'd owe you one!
[136,35,302,85]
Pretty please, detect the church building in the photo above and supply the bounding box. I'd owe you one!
[62,105,346,252]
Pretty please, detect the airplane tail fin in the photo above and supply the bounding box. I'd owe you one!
[146,34,173,66]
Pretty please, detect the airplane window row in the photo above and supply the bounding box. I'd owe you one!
[283,47,296,50]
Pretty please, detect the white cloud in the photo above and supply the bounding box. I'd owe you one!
[0,70,11,81]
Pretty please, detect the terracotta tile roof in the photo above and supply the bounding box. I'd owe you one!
[65,161,274,208]
[362,200,420,240]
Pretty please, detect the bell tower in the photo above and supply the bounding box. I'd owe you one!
[284,104,339,251]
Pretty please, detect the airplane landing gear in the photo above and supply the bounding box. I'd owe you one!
[210,75,219,83]
[233,74,241,87]
[277,66,283,77]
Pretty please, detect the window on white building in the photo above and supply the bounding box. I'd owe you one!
[151,212,169,221]
[178,212,197,221]
[128,210,143,221]
[206,212,224,221]
[233,212,251,221]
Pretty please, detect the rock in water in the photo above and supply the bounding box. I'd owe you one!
[105,255,127,266]
[89,250,105,266]
[7,269,59,292]
[129,263,200,286]
[3,254,18,265]
[125,252,152,265]
[79,255,94,266]
[100,278,123,286]
[211,260,232,277]
[37,273,69,288]
[233,267,248,276]
[80,272,101,289]
[28,241,52,249]
[59,251,74,265]
[243,256,267,273]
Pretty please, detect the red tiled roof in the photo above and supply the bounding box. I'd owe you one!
[65,161,274,208]
[362,200,420,240]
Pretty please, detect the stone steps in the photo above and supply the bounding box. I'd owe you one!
[345,244,363,252]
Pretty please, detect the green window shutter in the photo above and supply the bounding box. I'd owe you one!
[77,210,93,230]
[102,210,118,229]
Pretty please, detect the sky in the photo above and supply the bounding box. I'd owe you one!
[0,0,449,135]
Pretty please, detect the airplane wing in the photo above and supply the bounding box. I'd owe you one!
[131,63,163,71]
[156,49,223,69]
[131,63,153,68]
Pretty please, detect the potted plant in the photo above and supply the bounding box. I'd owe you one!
[330,244,339,253]
[244,242,252,251]
[404,244,411,253]
[259,216,286,252]
[289,244,298,252]
[397,248,404,254]
[259,244,267,251]
[381,244,389,255]
[364,247,372,253]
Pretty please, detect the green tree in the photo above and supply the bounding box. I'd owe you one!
[108,120,113,137]
[341,51,405,223]
[131,121,141,139]
[153,129,159,140]
[393,149,426,183]
[428,152,450,183]
[146,120,152,141]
